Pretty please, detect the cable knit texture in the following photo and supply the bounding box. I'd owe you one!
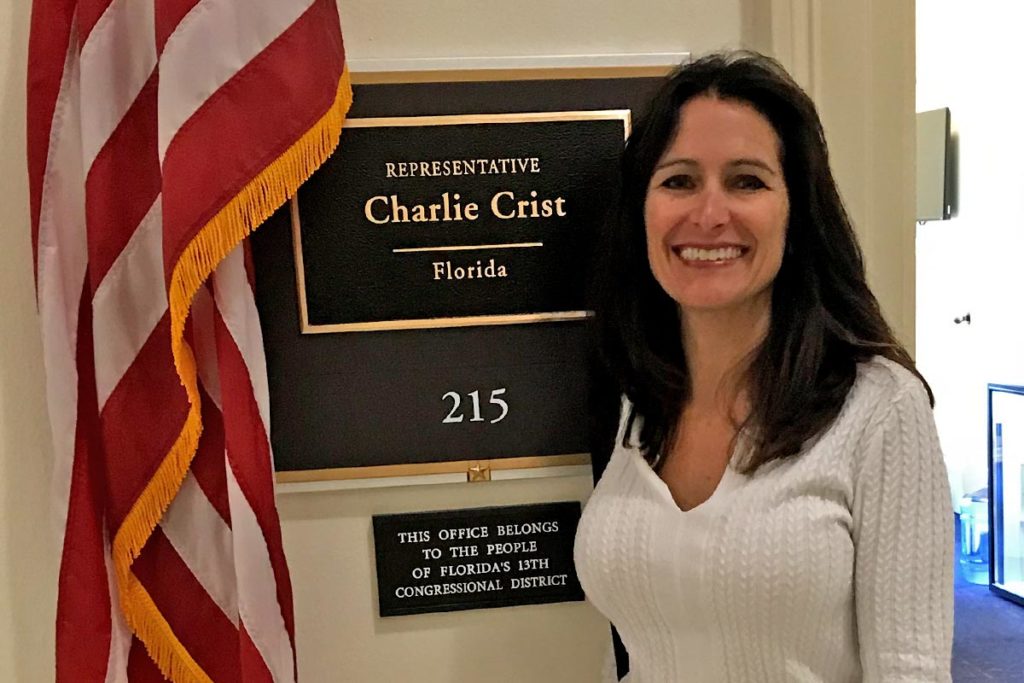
[574,357,954,682]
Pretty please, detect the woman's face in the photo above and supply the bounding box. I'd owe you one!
[644,96,789,319]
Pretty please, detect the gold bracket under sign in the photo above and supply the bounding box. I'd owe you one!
[276,453,589,484]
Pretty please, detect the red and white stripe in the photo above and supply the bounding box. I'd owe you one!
[28,0,347,679]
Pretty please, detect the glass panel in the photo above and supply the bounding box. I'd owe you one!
[991,388,1024,600]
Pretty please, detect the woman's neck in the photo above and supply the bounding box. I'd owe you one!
[681,300,770,414]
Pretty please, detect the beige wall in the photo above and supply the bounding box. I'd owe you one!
[338,0,743,61]
[767,0,917,352]
[818,1,917,353]
[0,1,917,681]
[280,477,606,682]
[0,0,60,680]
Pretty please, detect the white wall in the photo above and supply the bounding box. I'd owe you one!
[916,0,1024,504]
[0,0,60,680]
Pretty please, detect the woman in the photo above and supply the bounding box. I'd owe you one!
[574,52,953,682]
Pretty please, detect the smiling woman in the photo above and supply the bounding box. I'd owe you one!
[575,52,954,683]
[643,96,789,317]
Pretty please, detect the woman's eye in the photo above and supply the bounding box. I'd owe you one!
[660,174,695,190]
[733,174,768,191]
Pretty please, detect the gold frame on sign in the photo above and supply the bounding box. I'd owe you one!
[291,109,630,334]
[276,66,673,483]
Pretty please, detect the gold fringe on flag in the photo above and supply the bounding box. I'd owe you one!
[111,67,354,682]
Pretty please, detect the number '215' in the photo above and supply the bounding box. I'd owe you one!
[442,389,509,424]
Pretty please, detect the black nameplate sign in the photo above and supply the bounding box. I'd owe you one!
[294,112,627,332]
[252,76,664,475]
[372,502,584,616]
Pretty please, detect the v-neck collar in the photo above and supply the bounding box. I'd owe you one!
[626,444,739,514]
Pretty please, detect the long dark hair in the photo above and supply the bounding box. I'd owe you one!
[593,51,930,473]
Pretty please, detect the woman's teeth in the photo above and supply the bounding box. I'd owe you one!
[675,246,744,262]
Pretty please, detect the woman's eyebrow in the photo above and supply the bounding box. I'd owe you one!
[728,158,779,175]
[652,157,698,173]
[653,157,779,175]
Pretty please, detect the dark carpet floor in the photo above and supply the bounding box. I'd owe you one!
[953,517,1024,682]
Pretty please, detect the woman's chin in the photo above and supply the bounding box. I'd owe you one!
[673,291,772,318]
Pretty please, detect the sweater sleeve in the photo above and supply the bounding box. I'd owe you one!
[851,378,954,682]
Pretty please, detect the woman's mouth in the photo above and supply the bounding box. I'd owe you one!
[672,245,747,263]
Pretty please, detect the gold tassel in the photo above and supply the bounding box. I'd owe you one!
[124,576,212,683]
[111,68,354,681]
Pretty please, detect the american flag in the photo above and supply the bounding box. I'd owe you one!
[26,0,350,680]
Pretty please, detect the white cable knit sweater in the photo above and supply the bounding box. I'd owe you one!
[574,357,954,682]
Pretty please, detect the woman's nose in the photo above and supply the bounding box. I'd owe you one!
[693,186,730,230]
